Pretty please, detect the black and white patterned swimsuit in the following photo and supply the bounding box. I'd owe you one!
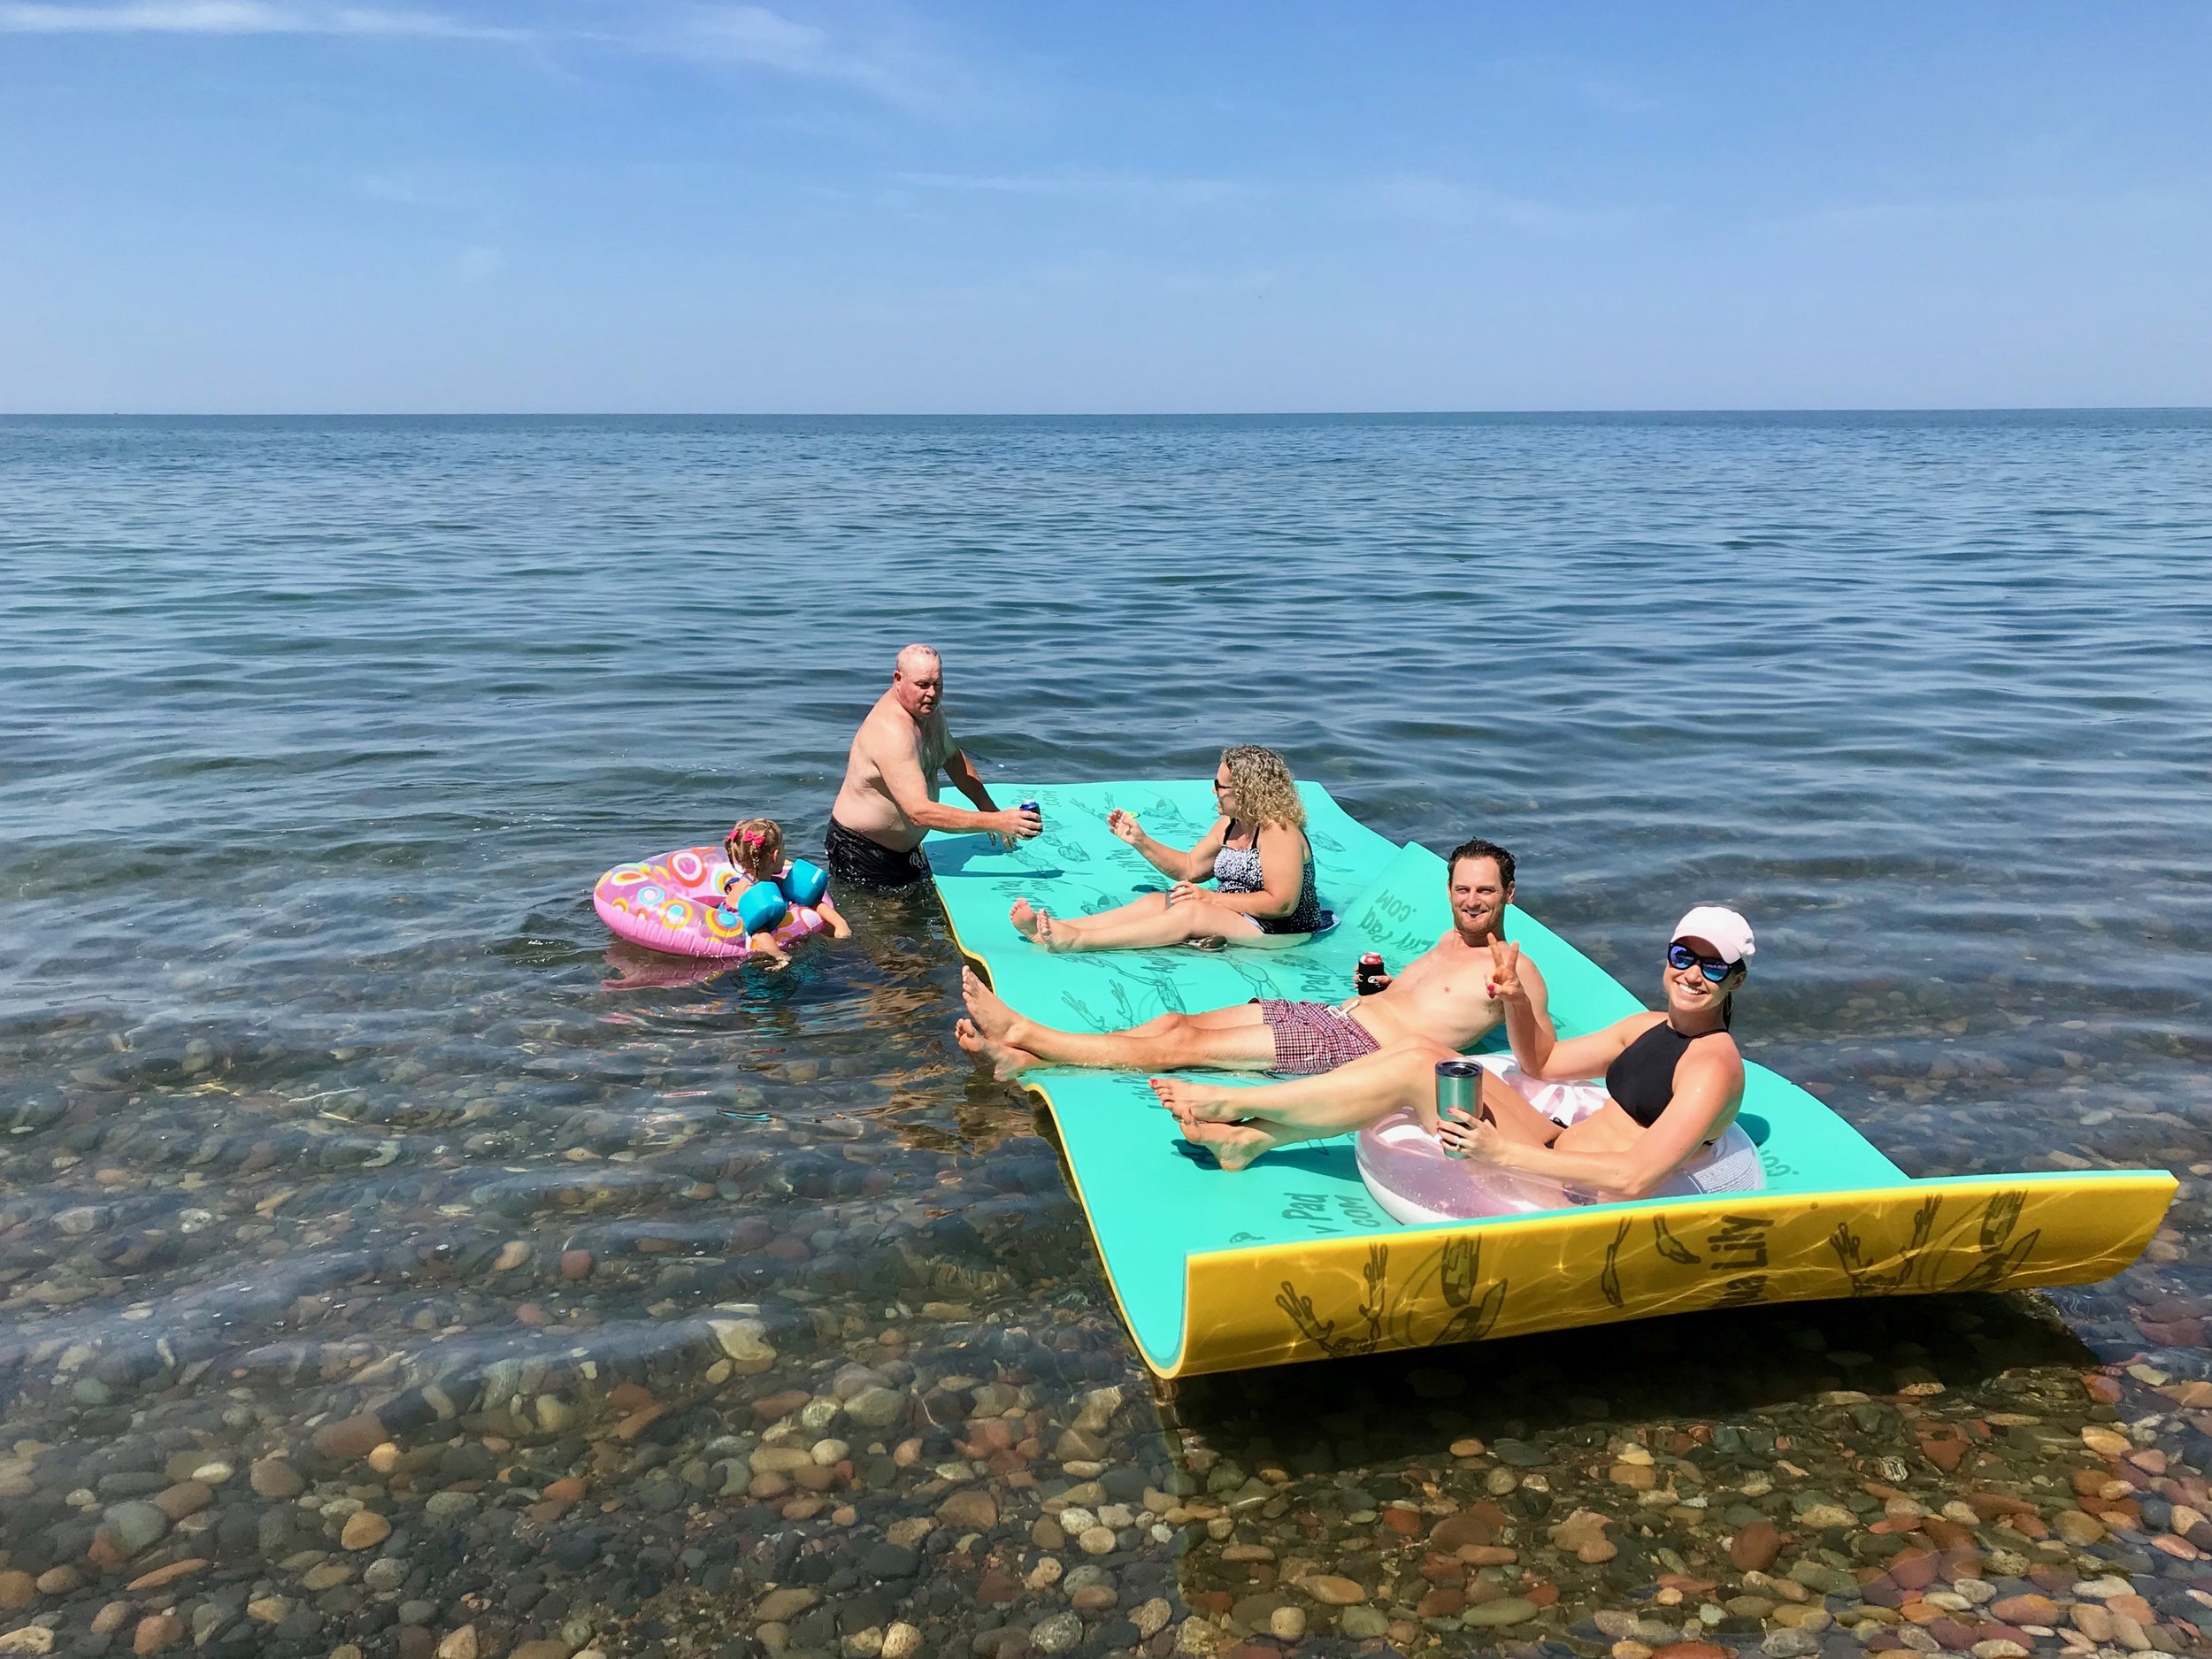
[1212,822,1324,935]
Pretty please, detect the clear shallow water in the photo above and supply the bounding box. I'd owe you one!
[4,412,2212,1659]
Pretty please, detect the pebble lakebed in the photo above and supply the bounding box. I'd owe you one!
[4,413,2212,1659]
[4,1011,2210,1659]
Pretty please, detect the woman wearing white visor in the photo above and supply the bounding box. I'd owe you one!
[1439,905,1762,1197]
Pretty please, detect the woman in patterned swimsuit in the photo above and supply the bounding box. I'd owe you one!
[1010,745,1325,952]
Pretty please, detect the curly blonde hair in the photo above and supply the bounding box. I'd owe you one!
[1220,745,1306,829]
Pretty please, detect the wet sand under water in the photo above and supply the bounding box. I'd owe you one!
[3,411,2211,1659]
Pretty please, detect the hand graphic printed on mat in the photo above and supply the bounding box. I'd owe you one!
[1274,1244,1392,1358]
[1948,1191,2039,1294]
[1830,1194,1944,1296]
[1432,1236,1507,1346]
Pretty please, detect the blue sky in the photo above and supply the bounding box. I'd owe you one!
[3,3,2208,411]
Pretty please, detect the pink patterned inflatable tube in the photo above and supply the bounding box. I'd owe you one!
[593,845,828,960]
[1356,1054,1764,1224]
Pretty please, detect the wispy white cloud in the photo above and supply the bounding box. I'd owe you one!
[0,0,523,36]
[651,4,974,116]
[3,1,979,116]
[0,1,285,29]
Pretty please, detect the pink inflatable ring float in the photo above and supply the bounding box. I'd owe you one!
[1356,1054,1765,1225]
[593,845,829,960]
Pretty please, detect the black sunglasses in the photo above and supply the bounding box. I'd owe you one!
[1667,941,1739,984]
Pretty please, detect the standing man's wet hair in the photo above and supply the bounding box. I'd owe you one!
[1446,838,1516,891]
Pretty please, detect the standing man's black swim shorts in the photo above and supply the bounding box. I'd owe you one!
[825,817,933,891]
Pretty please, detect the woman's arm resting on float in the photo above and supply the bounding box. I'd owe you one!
[1196,822,1304,918]
[1454,1052,1739,1200]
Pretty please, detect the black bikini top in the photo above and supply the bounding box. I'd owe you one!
[1603,1019,1709,1128]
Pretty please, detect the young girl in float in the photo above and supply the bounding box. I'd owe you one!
[721,818,853,965]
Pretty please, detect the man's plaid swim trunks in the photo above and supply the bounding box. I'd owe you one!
[1253,999,1383,1075]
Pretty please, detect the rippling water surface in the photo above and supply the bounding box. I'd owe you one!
[4,412,2212,1659]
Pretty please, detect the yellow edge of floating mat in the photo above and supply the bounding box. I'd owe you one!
[1164,1171,2177,1377]
[928,780,2176,1378]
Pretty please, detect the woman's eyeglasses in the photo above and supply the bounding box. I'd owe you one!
[1667,941,1738,983]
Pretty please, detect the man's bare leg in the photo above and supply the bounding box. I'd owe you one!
[960,968,1276,1071]
[954,1018,1046,1080]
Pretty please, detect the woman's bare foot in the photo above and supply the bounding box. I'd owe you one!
[1148,1076,1257,1124]
[961,967,1022,1044]
[1010,898,1041,940]
[1033,910,1079,952]
[1179,1117,1280,1172]
[956,1017,1042,1080]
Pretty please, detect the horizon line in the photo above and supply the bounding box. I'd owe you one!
[5,404,2211,419]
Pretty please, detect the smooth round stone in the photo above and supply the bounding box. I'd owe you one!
[845,1387,905,1429]
[1304,1577,1366,1606]
[1268,1607,1307,1640]
[864,1544,919,1580]
[1339,1608,1391,1639]
[363,1560,407,1594]
[1461,1597,1539,1628]
[100,1502,169,1557]
[250,1460,303,1500]
[341,1512,392,1550]
[1028,1611,1082,1654]
[1078,1525,1116,1555]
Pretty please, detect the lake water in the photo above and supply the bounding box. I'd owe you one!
[4,412,2211,1659]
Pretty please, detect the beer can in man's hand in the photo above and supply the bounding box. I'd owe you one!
[1018,800,1041,827]
[1355,954,1386,995]
[1435,1059,1484,1156]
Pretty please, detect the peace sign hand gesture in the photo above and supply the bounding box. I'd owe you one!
[1486,938,1525,1004]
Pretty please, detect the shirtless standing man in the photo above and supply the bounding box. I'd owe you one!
[957,839,1551,1087]
[826,644,1041,891]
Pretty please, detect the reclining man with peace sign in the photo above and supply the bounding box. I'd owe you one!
[958,838,1552,1089]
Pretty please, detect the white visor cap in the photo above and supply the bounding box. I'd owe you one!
[1672,905,1755,965]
